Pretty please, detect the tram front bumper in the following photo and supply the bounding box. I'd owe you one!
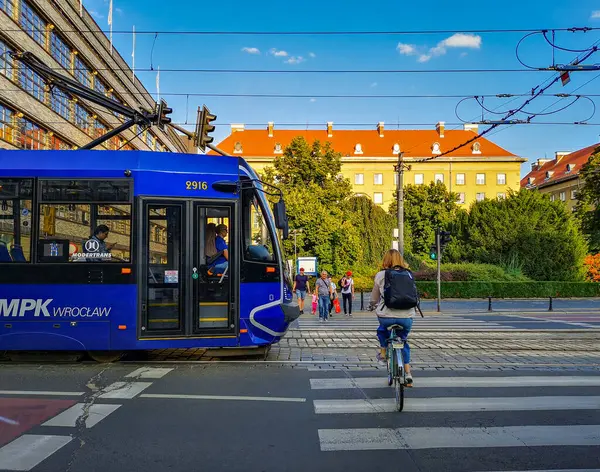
[281,301,300,324]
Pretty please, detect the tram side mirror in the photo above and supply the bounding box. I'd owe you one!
[212,180,238,193]
[274,199,289,240]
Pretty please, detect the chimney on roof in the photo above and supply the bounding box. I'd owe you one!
[327,121,333,137]
[464,123,479,134]
[231,123,245,133]
[267,121,274,138]
[377,122,384,137]
[436,121,445,138]
[554,151,570,163]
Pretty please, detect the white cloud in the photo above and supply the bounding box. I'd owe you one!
[396,43,417,56]
[285,56,304,64]
[241,47,261,55]
[310,98,317,102]
[418,54,431,63]
[115,7,123,14]
[440,33,482,49]
[370,82,378,88]
[270,48,288,57]
[592,10,600,18]
[309,52,316,58]
[90,10,104,19]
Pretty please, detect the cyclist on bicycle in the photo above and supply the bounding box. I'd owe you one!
[369,249,414,386]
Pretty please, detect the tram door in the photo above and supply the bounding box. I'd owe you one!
[140,200,236,337]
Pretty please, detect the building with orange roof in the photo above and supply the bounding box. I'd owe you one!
[212,121,526,208]
[521,143,600,211]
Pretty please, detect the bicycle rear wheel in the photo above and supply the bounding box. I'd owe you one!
[394,348,404,412]
[386,344,393,386]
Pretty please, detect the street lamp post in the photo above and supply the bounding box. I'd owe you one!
[291,228,303,274]
[394,151,411,256]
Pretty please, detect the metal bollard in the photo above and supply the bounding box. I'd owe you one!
[360,292,364,311]
[488,296,492,312]
[549,296,553,312]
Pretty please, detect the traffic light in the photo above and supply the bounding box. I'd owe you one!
[429,244,437,260]
[156,99,172,131]
[440,230,452,249]
[194,105,217,152]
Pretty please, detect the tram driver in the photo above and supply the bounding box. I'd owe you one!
[208,224,228,275]
[84,224,116,261]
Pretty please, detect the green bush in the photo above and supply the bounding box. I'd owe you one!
[412,262,531,282]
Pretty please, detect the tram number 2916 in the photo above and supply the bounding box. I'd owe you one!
[185,181,208,190]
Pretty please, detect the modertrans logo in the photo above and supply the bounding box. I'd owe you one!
[0,299,112,318]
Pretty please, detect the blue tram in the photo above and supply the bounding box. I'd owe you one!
[0,150,298,361]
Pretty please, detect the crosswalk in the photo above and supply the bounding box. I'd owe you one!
[309,369,600,466]
[295,315,516,331]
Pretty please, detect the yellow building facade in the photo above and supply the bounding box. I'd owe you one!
[213,122,526,208]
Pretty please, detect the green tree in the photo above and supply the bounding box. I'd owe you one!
[575,146,600,253]
[461,189,587,281]
[389,182,462,256]
[260,136,360,275]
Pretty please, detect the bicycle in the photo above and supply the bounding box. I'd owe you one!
[385,324,408,412]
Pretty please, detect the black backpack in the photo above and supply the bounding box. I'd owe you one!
[383,266,419,310]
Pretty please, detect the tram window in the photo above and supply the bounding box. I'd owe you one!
[0,178,33,262]
[38,203,131,262]
[40,179,131,202]
[241,189,275,263]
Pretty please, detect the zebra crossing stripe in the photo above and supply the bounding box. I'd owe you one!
[309,376,600,390]
[42,403,122,428]
[313,395,600,414]
[0,435,73,471]
[318,425,600,451]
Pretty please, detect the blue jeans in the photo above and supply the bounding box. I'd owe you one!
[211,261,228,274]
[318,295,330,319]
[377,317,413,364]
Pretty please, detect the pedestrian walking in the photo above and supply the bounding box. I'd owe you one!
[293,267,310,314]
[340,271,355,316]
[314,270,332,322]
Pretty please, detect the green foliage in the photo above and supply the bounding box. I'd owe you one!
[457,189,587,281]
[389,182,463,256]
[575,146,600,253]
[414,262,531,282]
[415,281,600,299]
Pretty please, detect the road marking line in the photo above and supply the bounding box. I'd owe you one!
[474,470,600,472]
[318,425,600,451]
[313,396,600,414]
[0,434,72,471]
[310,376,600,390]
[0,390,84,396]
[99,382,152,399]
[0,416,18,425]
[42,403,121,428]
[140,393,306,403]
[125,367,173,379]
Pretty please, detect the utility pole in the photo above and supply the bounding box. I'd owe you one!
[394,151,410,256]
[436,228,441,312]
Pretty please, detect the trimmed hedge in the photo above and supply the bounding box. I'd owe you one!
[351,280,600,298]
[416,282,600,298]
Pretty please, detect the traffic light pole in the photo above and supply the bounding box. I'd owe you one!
[394,152,410,256]
[436,228,441,312]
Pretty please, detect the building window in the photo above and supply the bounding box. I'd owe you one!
[550,194,555,202]
[20,1,47,47]
[74,103,91,133]
[16,117,45,150]
[435,173,444,184]
[457,193,465,204]
[93,119,107,140]
[571,189,578,200]
[559,191,566,201]
[94,76,107,95]
[472,142,481,154]
[476,192,485,202]
[373,193,383,205]
[497,173,506,185]
[476,173,486,185]
[0,103,14,145]
[432,142,441,154]
[374,173,383,185]
[0,178,33,262]
[49,134,71,150]
[50,88,70,120]
[497,192,506,200]
[0,0,14,17]
[355,173,364,185]
[74,56,92,89]
[354,143,363,154]
[51,33,71,70]
[0,40,13,81]
[145,131,155,150]
[233,141,243,153]
[456,173,465,185]
[414,174,424,185]
[274,142,282,154]
[19,66,46,103]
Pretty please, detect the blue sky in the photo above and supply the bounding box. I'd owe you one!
[85,0,600,175]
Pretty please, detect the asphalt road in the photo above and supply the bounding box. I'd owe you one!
[1,363,600,472]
